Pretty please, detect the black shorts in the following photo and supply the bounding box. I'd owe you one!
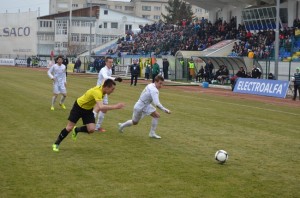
[68,101,95,125]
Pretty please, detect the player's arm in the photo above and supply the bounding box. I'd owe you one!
[151,91,171,114]
[47,66,54,80]
[95,100,125,111]
[101,70,115,81]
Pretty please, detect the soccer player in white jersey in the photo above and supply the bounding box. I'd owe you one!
[118,75,171,139]
[47,56,67,111]
[94,56,122,132]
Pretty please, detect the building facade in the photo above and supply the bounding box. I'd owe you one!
[49,0,209,22]
[38,5,153,56]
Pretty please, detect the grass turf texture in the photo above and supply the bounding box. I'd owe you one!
[0,66,299,198]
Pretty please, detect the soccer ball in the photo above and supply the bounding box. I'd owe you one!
[215,150,228,164]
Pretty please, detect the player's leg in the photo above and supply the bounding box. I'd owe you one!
[51,82,60,110]
[59,84,67,109]
[95,95,108,132]
[149,111,161,139]
[118,108,142,133]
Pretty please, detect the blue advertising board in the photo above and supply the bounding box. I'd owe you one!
[233,78,289,98]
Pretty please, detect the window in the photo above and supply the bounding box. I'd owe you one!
[55,42,60,47]
[62,42,68,48]
[81,34,89,42]
[142,15,150,19]
[40,21,52,28]
[111,22,118,29]
[142,6,151,11]
[154,6,160,11]
[125,6,134,11]
[72,21,80,27]
[125,24,132,32]
[154,15,160,20]
[104,22,107,28]
[56,20,67,35]
[71,34,79,42]
[195,8,202,13]
[104,10,108,15]
[115,5,122,10]
[72,4,78,8]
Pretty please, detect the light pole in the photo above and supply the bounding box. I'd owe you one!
[89,1,92,63]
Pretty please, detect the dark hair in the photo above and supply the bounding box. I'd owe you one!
[56,55,63,61]
[103,79,116,87]
[105,56,113,62]
[154,75,164,82]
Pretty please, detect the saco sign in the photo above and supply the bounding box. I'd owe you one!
[0,27,30,37]
[0,11,37,55]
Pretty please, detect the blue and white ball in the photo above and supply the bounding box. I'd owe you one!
[215,150,228,164]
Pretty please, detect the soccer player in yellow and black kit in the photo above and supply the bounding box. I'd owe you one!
[52,79,125,152]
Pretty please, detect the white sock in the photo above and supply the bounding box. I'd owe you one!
[121,120,133,129]
[60,95,66,104]
[96,111,105,129]
[51,96,57,106]
[150,118,158,134]
[93,111,98,118]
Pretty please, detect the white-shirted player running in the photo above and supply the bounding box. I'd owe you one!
[94,56,122,132]
[47,56,67,111]
[118,75,171,139]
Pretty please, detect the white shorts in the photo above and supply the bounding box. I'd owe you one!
[53,82,66,94]
[132,103,156,123]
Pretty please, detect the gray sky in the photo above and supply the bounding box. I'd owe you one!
[0,0,132,17]
[0,0,49,16]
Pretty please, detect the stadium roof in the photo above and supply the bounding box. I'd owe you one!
[184,0,275,10]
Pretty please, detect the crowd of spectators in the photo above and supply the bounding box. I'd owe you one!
[115,17,239,56]
[104,16,300,61]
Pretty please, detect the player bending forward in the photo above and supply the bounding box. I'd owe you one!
[118,75,171,139]
[52,79,125,152]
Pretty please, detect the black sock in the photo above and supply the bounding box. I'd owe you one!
[54,128,69,145]
[75,126,88,133]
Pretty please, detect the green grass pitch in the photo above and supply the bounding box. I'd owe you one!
[0,66,299,197]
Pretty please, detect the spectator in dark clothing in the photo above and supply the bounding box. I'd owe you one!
[230,67,247,90]
[130,59,140,86]
[268,73,275,80]
[292,67,300,100]
[196,66,204,82]
[94,58,100,73]
[162,58,169,79]
[251,65,261,78]
[63,56,69,76]
[75,58,81,73]
[27,57,31,67]
[205,60,214,82]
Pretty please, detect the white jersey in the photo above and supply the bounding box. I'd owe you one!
[47,63,66,84]
[96,66,115,86]
[135,83,168,112]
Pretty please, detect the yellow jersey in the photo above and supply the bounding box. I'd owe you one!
[77,86,104,110]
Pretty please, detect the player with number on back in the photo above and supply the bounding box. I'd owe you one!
[118,75,171,139]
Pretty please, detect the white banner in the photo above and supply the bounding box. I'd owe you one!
[0,11,37,56]
[0,58,15,66]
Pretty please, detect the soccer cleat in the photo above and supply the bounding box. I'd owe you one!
[59,103,66,109]
[118,123,124,133]
[149,133,161,139]
[96,128,106,132]
[50,106,54,111]
[52,144,59,152]
[72,126,77,141]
